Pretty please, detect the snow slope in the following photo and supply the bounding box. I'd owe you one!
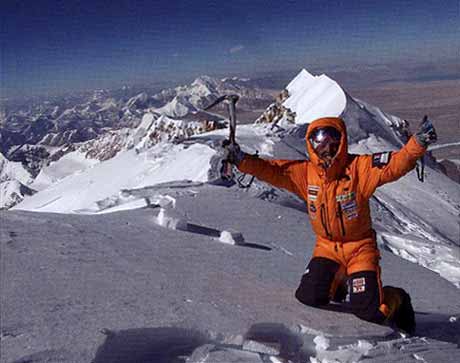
[31,150,99,192]
[14,143,214,214]
[2,185,460,362]
[27,112,221,195]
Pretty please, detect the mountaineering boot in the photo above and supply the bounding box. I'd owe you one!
[382,286,416,334]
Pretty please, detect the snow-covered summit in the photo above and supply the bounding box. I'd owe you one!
[151,76,220,118]
[221,76,251,82]
[155,96,196,118]
[151,75,273,118]
[191,75,219,91]
[280,69,408,148]
[126,92,153,110]
[283,69,347,125]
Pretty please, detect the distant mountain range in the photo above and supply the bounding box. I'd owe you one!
[0,76,275,175]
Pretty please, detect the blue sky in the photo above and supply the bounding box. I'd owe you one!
[2,0,458,96]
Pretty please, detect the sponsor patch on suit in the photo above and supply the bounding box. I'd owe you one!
[342,200,356,211]
[336,192,355,202]
[352,277,366,293]
[346,212,359,220]
[372,152,391,168]
[338,194,359,220]
[308,185,320,201]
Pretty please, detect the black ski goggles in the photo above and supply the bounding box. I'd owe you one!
[309,127,341,151]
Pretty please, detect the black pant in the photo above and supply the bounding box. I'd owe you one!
[295,257,386,324]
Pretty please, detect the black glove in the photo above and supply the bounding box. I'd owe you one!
[222,139,246,165]
[415,115,437,147]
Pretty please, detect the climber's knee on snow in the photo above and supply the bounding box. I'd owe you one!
[295,257,339,307]
[348,271,386,324]
[295,286,328,307]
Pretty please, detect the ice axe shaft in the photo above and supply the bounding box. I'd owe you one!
[204,94,239,144]
[416,115,431,182]
[204,94,239,181]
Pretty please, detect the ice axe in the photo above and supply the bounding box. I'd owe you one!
[393,115,432,182]
[415,115,436,182]
[203,94,240,181]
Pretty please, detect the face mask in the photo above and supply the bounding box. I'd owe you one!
[309,127,341,159]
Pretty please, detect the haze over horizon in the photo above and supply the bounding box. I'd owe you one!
[2,0,458,97]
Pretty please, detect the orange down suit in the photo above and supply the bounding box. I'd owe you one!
[237,117,426,316]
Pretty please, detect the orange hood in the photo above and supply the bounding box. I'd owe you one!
[306,117,348,180]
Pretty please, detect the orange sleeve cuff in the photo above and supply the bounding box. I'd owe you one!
[406,135,427,159]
